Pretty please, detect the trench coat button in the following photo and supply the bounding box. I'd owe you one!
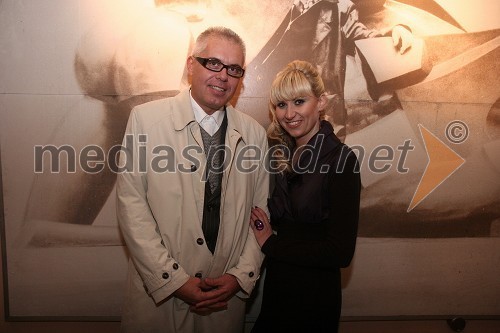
[191,165,197,172]
[195,272,202,278]
[162,272,169,279]
[196,238,204,245]
[249,272,255,278]
[173,263,179,270]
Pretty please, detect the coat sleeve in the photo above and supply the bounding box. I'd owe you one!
[261,150,361,269]
[340,0,382,42]
[226,126,269,296]
[340,0,412,43]
[116,107,189,304]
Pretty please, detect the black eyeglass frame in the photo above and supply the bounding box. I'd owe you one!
[194,57,245,78]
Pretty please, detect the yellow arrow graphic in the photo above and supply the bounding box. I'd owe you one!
[408,124,466,212]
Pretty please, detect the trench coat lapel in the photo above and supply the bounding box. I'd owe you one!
[222,119,242,197]
[188,122,207,222]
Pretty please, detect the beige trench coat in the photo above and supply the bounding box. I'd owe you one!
[116,89,269,332]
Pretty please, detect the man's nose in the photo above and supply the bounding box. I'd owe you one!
[216,68,229,81]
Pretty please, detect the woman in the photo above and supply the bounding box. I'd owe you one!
[250,60,361,332]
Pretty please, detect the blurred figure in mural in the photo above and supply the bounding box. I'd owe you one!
[22,0,499,248]
[242,0,414,141]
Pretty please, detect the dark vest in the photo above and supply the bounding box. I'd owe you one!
[199,112,228,254]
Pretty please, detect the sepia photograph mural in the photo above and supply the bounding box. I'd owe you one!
[1,0,499,321]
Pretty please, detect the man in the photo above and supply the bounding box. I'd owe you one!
[116,27,269,332]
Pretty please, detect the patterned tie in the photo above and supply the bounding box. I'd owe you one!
[206,145,219,193]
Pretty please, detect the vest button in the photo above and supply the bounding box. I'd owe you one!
[249,272,255,278]
[195,272,202,278]
[173,263,179,270]
[162,272,169,279]
[196,238,204,245]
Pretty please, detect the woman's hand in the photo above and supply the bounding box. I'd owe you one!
[249,206,273,248]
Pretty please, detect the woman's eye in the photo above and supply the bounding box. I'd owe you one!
[276,102,286,108]
[294,99,305,105]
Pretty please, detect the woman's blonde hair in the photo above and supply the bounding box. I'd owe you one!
[267,60,326,173]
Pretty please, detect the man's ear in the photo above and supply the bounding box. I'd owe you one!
[186,56,194,76]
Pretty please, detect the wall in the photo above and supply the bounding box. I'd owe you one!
[1,243,499,331]
[1,0,499,329]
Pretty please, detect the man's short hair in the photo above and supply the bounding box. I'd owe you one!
[192,26,246,63]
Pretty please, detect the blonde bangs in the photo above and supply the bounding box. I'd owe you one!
[270,70,314,106]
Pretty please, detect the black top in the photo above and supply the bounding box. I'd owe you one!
[253,120,361,332]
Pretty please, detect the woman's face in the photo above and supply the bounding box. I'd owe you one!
[275,94,326,146]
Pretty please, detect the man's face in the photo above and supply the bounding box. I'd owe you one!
[187,37,244,114]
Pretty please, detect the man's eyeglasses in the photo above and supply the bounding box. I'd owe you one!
[194,57,245,78]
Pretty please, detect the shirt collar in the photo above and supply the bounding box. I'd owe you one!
[190,90,225,126]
